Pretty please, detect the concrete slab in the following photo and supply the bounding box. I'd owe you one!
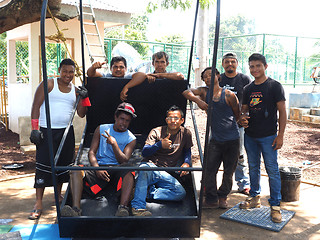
[302,115,320,124]
[289,107,310,121]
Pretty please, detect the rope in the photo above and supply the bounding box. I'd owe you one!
[47,7,83,81]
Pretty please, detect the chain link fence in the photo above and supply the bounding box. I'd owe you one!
[0,38,68,84]
[212,34,320,86]
[106,34,320,87]
[105,38,194,80]
[1,34,320,87]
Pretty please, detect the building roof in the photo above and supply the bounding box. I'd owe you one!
[61,0,145,14]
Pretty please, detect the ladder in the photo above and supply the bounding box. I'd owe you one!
[76,0,107,66]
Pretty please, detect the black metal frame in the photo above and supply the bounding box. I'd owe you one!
[39,0,221,238]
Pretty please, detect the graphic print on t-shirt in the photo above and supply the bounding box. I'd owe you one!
[249,91,263,107]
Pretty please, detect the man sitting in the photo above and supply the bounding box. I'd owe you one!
[61,103,137,217]
[131,105,193,216]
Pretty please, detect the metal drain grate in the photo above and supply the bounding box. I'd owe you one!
[220,203,295,232]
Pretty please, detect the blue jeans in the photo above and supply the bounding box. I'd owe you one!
[131,162,186,210]
[235,127,250,191]
[244,134,281,206]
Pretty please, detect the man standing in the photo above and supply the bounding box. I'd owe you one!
[239,53,286,223]
[87,56,132,78]
[29,58,88,220]
[120,51,184,101]
[61,103,137,217]
[131,105,193,216]
[220,52,251,195]
[202,67,241,209]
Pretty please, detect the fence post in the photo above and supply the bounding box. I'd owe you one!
[57,44,61,72]
[262,34,265,55]
[285,55,289,83]
[107,39,112,64]
[294,37,298,88]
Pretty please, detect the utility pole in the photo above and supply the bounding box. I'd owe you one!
[194,6,209,87]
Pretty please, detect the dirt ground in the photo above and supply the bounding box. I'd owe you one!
[1,110,320,239]
[1,109,320,184]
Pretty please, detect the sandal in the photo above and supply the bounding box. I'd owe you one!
[28,209,42,220]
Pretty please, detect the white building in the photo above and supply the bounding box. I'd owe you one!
[6,0,143,147]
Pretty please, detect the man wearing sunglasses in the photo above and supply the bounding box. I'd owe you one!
[131,105,193,216]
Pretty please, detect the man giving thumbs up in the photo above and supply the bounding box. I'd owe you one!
[131,105,193,216]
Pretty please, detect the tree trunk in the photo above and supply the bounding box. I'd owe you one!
[0,0,65,34]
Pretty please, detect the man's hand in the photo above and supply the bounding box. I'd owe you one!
[92,61,106,70]
[272,135,284,150]
[161,133,172,149]
[76,86,88,99]
[179,162,190,177]
[239,114,250,128]
[146,74,156,83]
[101,130,116,146]
[96,170,110,182]
[120,87,128,101]
[30,130,43,145]
[197,101,208,111]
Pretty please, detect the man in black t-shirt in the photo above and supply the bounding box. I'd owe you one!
[239,53,286,223]
[219,52,251,195]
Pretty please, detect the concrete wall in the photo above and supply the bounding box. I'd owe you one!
[6,18,104,144]
[19,115,86,146]
[288,93,320,108]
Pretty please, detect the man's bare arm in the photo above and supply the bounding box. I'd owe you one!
[87,62,105,78]
[120,72,147,101]
[272,101,287,150]
[225,90,240,121]
[149,72,184,80]
[182,88,208,110]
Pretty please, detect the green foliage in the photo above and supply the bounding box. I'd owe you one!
[105,13,149,58]
[155,34,185,43]
[0,33,7,76]
[209,14,255,38]
[146,0,213,12]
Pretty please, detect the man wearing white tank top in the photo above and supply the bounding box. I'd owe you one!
[28,59,88,220]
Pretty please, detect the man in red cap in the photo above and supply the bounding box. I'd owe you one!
[61,102,137,217]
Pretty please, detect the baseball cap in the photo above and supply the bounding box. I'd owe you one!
[222,52,238,61]
[116,102,137,118]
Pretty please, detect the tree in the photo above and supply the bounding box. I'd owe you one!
[155,34,185,43]
[147,0,214,12]
[0,0,65,34]
[105,13,150,58]
[209,14,255,39]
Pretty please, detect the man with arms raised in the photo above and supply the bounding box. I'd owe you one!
[87,56,132,78]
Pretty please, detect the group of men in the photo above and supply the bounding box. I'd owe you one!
[29,50,286,223]
[28,52,191,219]
[183,52,286,223]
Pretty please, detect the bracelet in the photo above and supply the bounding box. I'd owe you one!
[31,119,39,130]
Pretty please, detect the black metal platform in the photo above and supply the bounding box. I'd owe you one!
[58,77,201,239]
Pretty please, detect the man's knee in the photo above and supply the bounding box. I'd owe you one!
[70,170,84,181]
[175,185,186,201]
